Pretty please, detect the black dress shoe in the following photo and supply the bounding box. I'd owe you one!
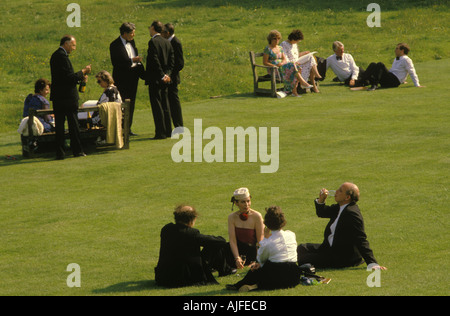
[150,136,166,140]
[74,152,87,157]
[129,131,138,136]
[367,85,377,91]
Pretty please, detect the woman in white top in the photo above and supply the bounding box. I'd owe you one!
[280,29,322,93]
[226,205,300,292]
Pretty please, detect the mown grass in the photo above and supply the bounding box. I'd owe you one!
[1,57,449,296]
[0,0,449,132]
[0,0,449,297]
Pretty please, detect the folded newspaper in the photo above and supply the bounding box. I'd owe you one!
[297,51,317,64]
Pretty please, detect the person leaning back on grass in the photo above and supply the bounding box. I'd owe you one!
[297,182,387,271]
[362,43,425,91]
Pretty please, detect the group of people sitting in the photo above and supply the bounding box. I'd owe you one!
[155,184,386,292]
[263,29,423,96]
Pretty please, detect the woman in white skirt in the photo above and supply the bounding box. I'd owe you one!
[281,29,322,93]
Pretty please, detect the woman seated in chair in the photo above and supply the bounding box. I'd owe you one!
[23,78,54,132]
[281,29,322,93]
[263,30,313,97]
[90,70,122,126]
[226,205,300,292]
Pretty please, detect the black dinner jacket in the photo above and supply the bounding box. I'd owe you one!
[155,223,226,287]
[315,200,378,266]
[50,47,84,102]
[170,36,184,84]
[145,34,174,85]
[109,37,144,84]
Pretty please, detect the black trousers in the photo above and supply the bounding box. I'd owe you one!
[297,243,363,269]
[344,67,368,87]
[53,99,83,158]
[363,62,401,88]
[115,67,141,129]
[168,82,183,128]
[233,261,300,290]
[148,84,172,138]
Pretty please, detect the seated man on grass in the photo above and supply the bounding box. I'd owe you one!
[297,182,387,271]
[363,43,425,91]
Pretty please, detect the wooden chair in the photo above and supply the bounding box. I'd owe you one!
[249,51,284,98]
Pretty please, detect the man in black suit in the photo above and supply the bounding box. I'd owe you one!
[145,20,174,139]
[110,22,145,135]
[297,182,387,270]
[162,23,184,130]
[50,35,91,159]
[155,205,227,287]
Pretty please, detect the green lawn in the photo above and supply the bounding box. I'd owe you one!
[0,0,449,297]
[1,58,448,296]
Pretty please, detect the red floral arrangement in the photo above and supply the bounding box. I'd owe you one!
[239,212,249,221]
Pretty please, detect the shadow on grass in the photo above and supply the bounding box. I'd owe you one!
[139,0,445,12]
[92,280,154,294]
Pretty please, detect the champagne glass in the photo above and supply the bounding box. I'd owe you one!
[328,190,336,197]
[240,255,247,267]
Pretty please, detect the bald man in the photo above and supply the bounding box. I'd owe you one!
[298,182,386,270]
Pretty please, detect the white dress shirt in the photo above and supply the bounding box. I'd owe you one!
[326,53,359,81]
[327,203,349,247]
[257,230,297,266]
[389,55,420,87]
[120,36,137,67]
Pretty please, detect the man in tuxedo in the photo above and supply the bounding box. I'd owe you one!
[362,43,424,91]
[162,23,184,131]
[50,35,91,159]
[145,20,174,139]
[155,204,228,287]
[110,22,145,135]
[326,41,367,87]
[297,182,387,270]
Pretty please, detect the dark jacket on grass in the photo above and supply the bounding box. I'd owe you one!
[155,223,227,288]
[298,200,378,268]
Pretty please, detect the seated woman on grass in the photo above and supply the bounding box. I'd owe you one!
[23,78,54,132]
[227,188,264,270]
[263,30,313,97]
[226,205,300,292]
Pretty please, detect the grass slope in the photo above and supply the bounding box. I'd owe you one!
[0,57,448,296]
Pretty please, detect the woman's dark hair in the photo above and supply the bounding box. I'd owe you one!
[34,78,50,94]
[173,204,198,225]
[288,29,304,41]
[264,205,286,231]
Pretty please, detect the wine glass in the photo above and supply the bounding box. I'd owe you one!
[240,255,247,267]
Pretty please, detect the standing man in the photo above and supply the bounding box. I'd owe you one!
[297,182,386,270]
[110,22,145,136]
[363,43,424,91]
[162,23,184,131]
[145,20,174,139]
[50,35,91,160]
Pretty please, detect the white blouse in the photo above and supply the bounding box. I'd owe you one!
[257,230,297,266]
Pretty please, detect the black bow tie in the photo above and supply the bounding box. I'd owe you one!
[396,57,400,60]
[336,56,342,60]
[126,40,132,44]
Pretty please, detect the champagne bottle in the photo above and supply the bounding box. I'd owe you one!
[79,80,86,93]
